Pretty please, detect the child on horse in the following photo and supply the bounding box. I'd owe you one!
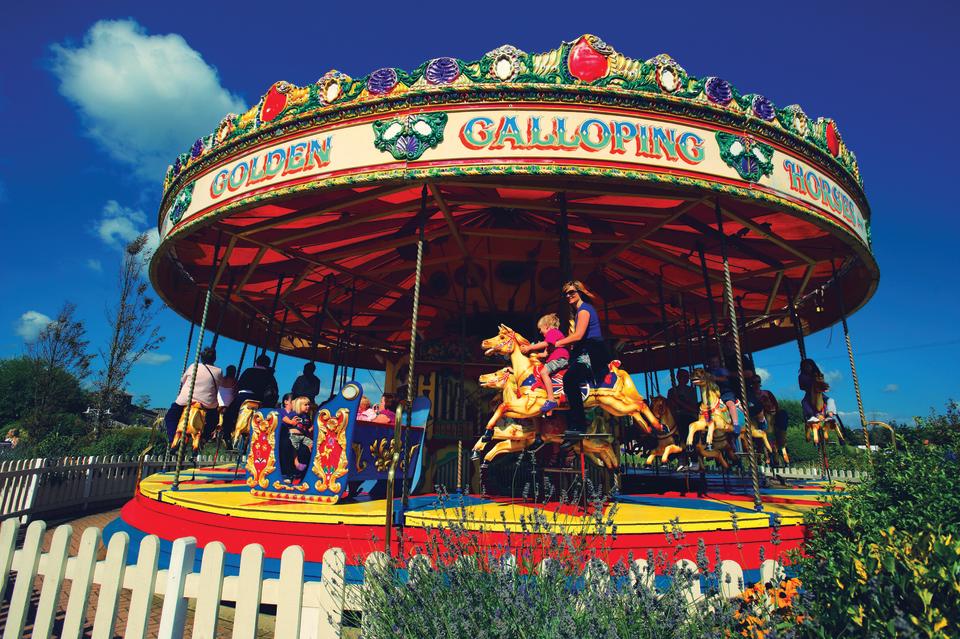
[520,313,570,414]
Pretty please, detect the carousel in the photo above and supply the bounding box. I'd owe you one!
[107,35,877,581]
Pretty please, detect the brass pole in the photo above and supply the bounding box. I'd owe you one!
[833,261,872,462]
[714,201,762,511]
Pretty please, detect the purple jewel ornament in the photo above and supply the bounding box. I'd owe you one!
[425,57,460,85]
[752,95,776,121]
[705,77,733,105]
[367,68,398,95]
[173,157,182,175]
[191,138,205,159]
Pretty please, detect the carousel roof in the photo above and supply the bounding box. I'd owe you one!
[150,35,877,371]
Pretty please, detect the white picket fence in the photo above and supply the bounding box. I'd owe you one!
[0,518,787,638]
[760,465,866,482]
[0,454,218,522]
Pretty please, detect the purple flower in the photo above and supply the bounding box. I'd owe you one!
[752,95,776,121]
[705,77,733,105]
[425,57,460,85]
[367,68,398,95]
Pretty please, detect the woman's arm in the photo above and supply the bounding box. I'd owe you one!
[555,309,590,348]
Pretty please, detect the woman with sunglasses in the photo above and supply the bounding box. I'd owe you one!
[553,280,611,446]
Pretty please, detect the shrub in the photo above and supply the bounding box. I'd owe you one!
[358,484,794,639]
[793,403,960,637]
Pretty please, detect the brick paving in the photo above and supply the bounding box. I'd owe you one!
[1,509,277,638]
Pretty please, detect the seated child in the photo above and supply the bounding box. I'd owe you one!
[708,355,739,432]
[283,396,314,484]
[520,313,570,414]
[358,396,378,421]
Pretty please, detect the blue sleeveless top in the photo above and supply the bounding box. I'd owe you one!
[578,302,603,340]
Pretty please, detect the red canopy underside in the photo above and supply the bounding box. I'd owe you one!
[154,178,874,370]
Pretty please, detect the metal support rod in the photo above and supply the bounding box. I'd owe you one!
[697,243,724,366]
[180,293,202,377]
[678,293,696,373]
[833,261,872,460]
[211,269,235,350]
[783,280,807,360]
[387,184,429,555]
[715,201,762,512]
[557,192,572,330]
[344,278,356,385]
[657,270,676,387]
[173,231,223,491]
[236,320,251,372]
[314,276,333,363]
[271,306,289,370]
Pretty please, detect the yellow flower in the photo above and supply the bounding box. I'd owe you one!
[854,559,868,583]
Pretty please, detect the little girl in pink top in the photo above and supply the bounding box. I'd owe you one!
[520,313,570,414]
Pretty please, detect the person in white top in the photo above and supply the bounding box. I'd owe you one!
[164,347,225,443]
[219,365,238,408]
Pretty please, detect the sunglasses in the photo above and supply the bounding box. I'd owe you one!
[564,290,578,298]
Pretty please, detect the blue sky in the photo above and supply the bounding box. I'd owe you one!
[1,1,957,424]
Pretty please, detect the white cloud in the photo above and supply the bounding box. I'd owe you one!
[93,200,161,268]
[755,367,771,383]
[824,370,842,384]
[15,311,53,342]
[138,352,172,366]
[86,258,102,272]
[50,19,245,180]
[883,383,899,393]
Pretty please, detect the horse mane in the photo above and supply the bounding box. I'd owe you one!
[500,324,531,347]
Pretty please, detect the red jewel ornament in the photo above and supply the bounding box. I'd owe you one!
[260,83,289,123]
[568,37,608,83]
[826,121,841,157]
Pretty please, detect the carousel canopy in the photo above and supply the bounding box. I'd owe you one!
[151,35,876,371]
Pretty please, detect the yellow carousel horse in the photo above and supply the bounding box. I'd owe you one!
[805,375,844,445]
[478,324,663,431]
[644,396,684,465]
[685,369,773,469]
[472,366,620,468]
[171,402,206,451]
[232,400,262,446]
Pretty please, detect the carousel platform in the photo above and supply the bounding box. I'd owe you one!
[104,465,839,582]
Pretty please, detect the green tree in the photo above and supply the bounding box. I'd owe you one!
[23,302,92,434]
[0,357,88,443]
[93,235,163,437]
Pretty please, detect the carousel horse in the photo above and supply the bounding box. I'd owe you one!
[805,375,844,445]
[232,399,262,447]
[644,396,684,465]
[171,402,206,452]
[686,368,735,449]
[472,366,619,468]
[759,392,790,466]
[478,324,663,432]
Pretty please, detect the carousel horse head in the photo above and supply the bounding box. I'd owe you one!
[479,366,513,389]
[649,396,676,429]
[690,368,716,388]
[481,324,530,357]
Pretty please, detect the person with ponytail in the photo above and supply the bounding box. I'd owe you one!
[553,280,611,447]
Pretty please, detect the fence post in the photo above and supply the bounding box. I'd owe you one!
[125,535,161,639]
[20,458,45,523]
[82,455,95,511]
[276,545,305,639]
[0,518,19,603]
[3,520,47,639]
[158,536,197,639]
[91,531,130,639]
[193,541,226,639]
[232,543,265,639]
[62,526,101,639]
[33,524,73,639]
